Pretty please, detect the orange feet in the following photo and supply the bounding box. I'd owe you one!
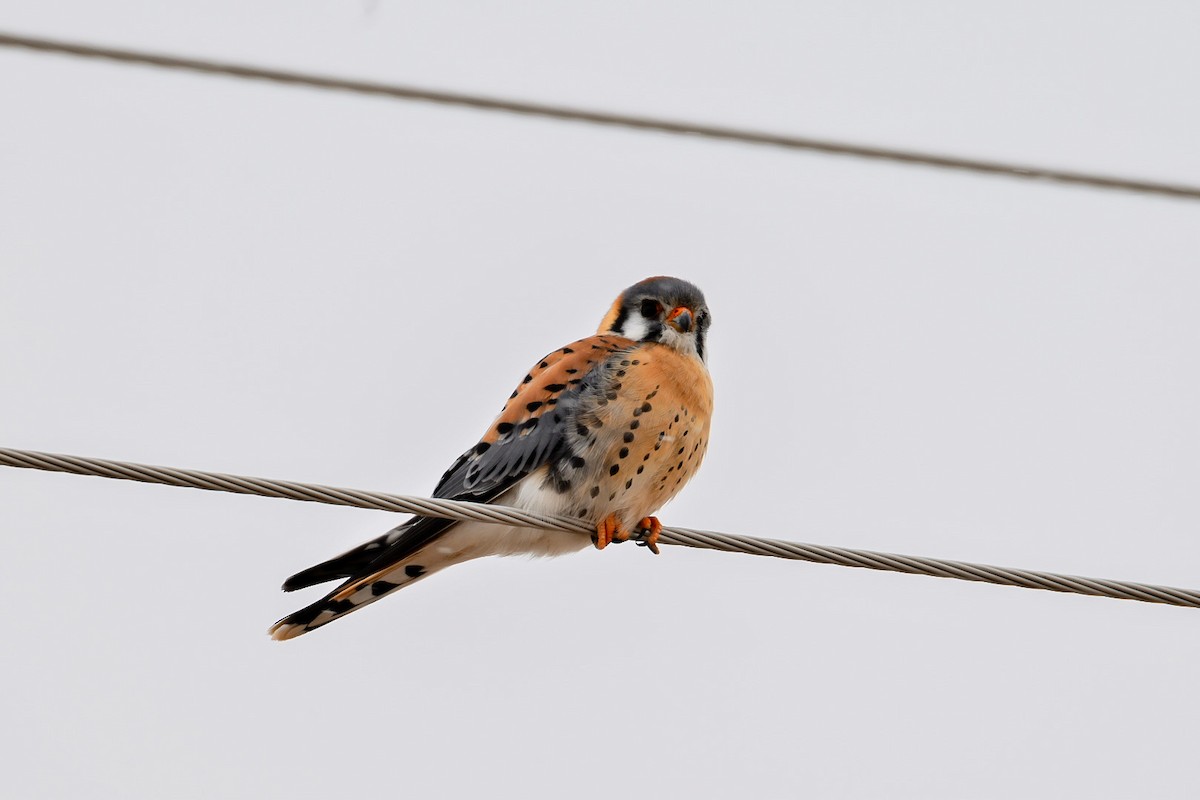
[634,516,662,555]
[591,514,661,555]
[592,513,629,550]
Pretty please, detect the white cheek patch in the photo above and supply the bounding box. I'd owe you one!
[620,315,650,341]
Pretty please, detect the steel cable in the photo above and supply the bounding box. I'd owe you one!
[2,446,1197,610]
[2,30,1199,201]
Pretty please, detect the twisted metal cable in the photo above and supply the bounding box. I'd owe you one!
[2,30,1199,201]
[2,446,1198,609]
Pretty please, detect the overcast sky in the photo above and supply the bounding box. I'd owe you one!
[2,3,1199,798]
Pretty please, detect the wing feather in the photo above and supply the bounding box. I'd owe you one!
[278,334,634,595]
[431,334,633,500]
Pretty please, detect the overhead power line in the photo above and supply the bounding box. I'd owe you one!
[2,446,1198,610]
[2,30,1199,201]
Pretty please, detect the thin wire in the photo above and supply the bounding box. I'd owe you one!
[2,446,1197,610]
[2,30,1199,201]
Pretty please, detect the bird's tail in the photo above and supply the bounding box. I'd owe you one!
[269,547,447,641]
[269,516,458,641]
[269,515,553,640]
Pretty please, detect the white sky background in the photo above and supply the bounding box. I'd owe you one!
[2,2,1199,797]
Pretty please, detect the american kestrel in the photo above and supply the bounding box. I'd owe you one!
[269,276,713,640]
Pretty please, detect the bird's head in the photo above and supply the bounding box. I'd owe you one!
[598,276,711,362]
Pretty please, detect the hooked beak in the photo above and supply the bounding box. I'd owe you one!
[665,306,693,334]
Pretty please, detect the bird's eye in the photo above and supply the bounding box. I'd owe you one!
[640,298,664,318]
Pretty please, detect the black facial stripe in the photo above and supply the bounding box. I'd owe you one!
[610,304,629,334]
[695,328,705,360]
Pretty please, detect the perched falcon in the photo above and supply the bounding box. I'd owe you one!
[269,276,714,640]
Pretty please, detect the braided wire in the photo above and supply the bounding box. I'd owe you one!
[2,446,1197,609]
[2,30,1200,201]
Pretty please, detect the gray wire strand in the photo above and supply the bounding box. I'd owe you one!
[2,30,1199,201]
[2,446,1197,610]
